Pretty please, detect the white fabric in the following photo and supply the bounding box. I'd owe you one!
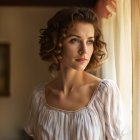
[25,79,126,140]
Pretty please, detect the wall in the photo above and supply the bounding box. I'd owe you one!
[0,6,132,140]
[0,7,62,139]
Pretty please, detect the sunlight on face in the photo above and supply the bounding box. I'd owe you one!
[61,22,95,71]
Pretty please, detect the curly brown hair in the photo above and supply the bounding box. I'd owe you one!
[39,7,107,72]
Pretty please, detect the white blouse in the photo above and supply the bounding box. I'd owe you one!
[25,79,127,140]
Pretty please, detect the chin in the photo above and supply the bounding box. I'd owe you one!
[73,66,87,71]
[62,63,87,71]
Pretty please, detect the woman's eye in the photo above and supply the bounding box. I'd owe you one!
[87,40,94,44]
[70,38,80,44]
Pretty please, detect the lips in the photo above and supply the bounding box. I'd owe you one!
[75,58,88,62]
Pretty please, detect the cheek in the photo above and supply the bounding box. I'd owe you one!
[88,46,94,56]
[62,46,77,58]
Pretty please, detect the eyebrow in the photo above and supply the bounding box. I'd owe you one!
[66,34,95,39]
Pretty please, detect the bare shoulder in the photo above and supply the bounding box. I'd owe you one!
[45,79,57,89]
[83,72,102,86]
[44,78,60,96]
[78,72,102,102]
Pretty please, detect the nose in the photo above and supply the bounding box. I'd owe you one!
[78,41,88,55]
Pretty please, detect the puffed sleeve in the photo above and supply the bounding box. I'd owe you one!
[24,88,40,138]
[104,80,127,140]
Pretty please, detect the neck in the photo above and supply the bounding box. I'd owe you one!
[56,66,85,94]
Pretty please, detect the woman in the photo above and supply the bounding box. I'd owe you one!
[25,8,126,140]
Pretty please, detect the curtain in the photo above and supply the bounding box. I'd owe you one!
[132,0,140,140]
[96,0,132,139]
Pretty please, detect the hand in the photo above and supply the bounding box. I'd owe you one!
[92,0,117,19]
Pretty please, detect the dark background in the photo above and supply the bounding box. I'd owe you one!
[0,0,98,6]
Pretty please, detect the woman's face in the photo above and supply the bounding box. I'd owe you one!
[60,22,95,71]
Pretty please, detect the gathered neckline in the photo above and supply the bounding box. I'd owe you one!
[42,79,105,113]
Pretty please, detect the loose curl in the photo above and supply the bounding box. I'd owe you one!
[39,7,107,73]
